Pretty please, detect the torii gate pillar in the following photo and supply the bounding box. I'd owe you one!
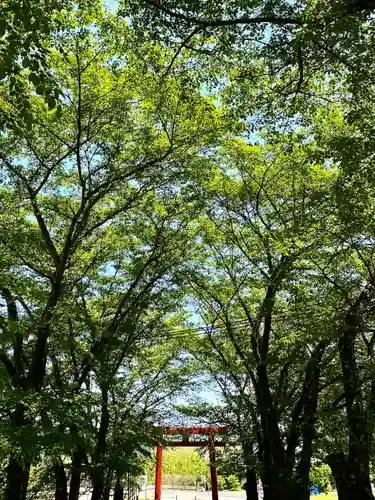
[208,434,218,500]
[155,445,163,500]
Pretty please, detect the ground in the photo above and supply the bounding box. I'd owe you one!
[312,495,337,500]
[138,488,338,500]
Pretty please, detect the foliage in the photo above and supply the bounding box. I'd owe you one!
[0,4,225,498]
[0,1,375,500]
[215,446,246,480]
[309,466,332,494]
[217,475,242,491]
[0,0,94,126]
[146,449,209,485]
[124,0,375,127]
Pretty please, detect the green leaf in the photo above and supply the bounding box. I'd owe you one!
[22,57,30,69]
[0,60,7,79]
[28,72,39,86]
[0,19,6,36]
[55,104,63,118]
[46,95,56,110]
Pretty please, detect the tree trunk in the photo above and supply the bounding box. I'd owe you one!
[69,448,84,500]
[256,364,286,476]
[103,468,113,500]
[91,385,109,500]
[5,403,30,500]
[256,365,295,500]
[337,311,374,500]
[264,477,311,500]
[113,477,124,500]
[262,481,287,500]
[294,342,326,500]
[327,452,373,500]
[54,460,68,500]
[260,464,295,500]
[3,286,61,500]
[241,440,259,500]
[260,342,325,500]
[244,467,258,500]
[5,456,30,500]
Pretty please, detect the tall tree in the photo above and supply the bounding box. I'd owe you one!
[0,8,223,498]
[184,137,340,500]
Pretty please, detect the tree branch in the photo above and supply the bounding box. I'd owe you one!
[143,0,301,27]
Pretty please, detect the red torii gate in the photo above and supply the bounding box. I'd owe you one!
[155,427,226,500]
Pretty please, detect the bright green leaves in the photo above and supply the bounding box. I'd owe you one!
[1,1,375,498]
[0,0,102,135]
[0,7,227,496]
[124,0,375,141]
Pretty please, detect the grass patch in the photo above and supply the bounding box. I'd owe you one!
[311,494,337,500]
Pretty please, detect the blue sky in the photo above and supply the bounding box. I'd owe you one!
[104,0,118,13]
